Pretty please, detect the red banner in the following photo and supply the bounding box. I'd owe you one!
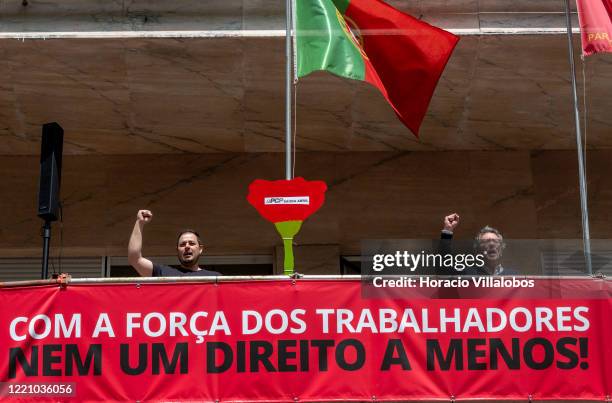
[576,0,612,56]
[0,279,610,401]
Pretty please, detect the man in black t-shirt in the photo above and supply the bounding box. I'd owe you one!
[440,213,517,276]
[127,210,220,277]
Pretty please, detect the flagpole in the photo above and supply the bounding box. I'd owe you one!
[563,0,593,275]
[285,0,293,180]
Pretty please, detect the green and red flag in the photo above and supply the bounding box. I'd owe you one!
[295,0,459,137]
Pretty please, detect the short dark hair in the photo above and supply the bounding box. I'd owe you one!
[176,229,203,247]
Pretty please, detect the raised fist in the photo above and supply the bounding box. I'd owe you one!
[443,213,460,232]
[136,210,153,224]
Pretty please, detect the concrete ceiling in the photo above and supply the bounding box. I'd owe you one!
[0,0,579,33]
[1,0,610,155]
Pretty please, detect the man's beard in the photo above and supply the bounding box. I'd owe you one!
[179,254,198,268]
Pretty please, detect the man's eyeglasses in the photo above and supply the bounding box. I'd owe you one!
[478,238,502,245]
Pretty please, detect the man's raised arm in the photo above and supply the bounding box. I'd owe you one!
[441,213,460,239]
[127,209,155,276]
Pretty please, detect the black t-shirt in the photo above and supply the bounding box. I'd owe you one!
[152,263,221,277]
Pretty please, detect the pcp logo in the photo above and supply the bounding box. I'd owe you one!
[264,196,310,205]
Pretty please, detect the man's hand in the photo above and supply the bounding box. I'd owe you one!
[137,210,153,224]
[443,213,460,232]
[129,210,154,276]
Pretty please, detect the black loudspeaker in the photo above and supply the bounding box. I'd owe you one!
[37,122,64,221]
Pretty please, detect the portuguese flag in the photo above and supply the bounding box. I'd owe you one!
[295,0,459,137]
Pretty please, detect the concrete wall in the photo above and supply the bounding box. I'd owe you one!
[1,150,609,270]
[1,36,611,156]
